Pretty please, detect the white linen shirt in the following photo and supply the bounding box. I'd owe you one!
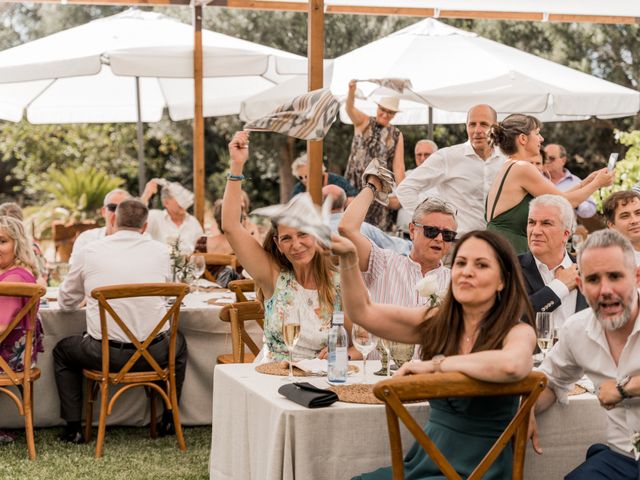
[58,230,171,343]
[362,241,450,306]
[146,209,203,252]
[69,227,106,267]
[396,141,505,235]
[533,252,578,331]
[539,301,640,457]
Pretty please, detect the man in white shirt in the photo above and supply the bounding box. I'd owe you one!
[69,188,130,266]
[531,229,640,479]
[141,179,203,252]
[518,195,587,330]
[544,144,597,218]
[339,175,454,307]
[396,104,505,236]
[54,199,187,443]
[603,190,640,265]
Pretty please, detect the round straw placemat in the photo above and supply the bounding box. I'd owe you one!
[256,362,359,377]
[328,383,382,404]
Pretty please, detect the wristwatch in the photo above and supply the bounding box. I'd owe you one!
[616,375,631,399]
[364,182,378,194]
[432,355,446,373]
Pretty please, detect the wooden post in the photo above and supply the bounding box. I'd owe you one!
[307,0,324,205]
[193,4,205,226]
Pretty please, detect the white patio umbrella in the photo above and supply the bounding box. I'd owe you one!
[0,8,305,189]
[241,18,639,128]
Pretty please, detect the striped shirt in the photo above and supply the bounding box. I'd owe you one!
[362,242,450,307]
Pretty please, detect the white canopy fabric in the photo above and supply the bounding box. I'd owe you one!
[241,18,639,125]
[0,8,306,123]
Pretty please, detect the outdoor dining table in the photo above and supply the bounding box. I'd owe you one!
[210,361,607,480]
[0,289,263,428]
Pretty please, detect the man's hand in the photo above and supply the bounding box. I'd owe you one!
[228,131,250,168]
[554,265,578,291]
[598,379,622,410]
[528,409,543,454]
[364,175,383,192]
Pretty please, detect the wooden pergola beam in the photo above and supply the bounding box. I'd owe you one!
[8,0,640,24]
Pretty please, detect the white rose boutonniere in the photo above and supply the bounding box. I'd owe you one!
[416,274,441,307]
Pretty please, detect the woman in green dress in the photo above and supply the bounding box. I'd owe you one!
[485,114,613,254]
[331,229,535,479]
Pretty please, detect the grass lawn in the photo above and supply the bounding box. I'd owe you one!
[0,426,211,479]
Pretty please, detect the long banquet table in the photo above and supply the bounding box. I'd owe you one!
[0,291,263,428]
[210,362,608,480]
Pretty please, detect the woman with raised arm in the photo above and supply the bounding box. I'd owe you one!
[344,80,405,231]
[333,229,536,480]
[222,131,346,361]
[485,113,613,254]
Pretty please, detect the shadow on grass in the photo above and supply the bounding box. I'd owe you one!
[0,426,211,479]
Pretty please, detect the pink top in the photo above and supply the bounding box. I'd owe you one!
[0,267,37,329]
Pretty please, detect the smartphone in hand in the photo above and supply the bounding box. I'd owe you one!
[607,153,619,172]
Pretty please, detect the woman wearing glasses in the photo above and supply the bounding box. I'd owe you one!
[485,114,613,254]
[332,229,536,480]
[344,80,405,231]
[224,131,347,362]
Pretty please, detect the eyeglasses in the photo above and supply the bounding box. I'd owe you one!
[104,203,118,212]
[378,106,396,116]
[413,223,457,242]
[297,175,308,182]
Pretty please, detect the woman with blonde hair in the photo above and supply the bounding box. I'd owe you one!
[222,131,345,361]
[485,113,613,253]
[0,215,43,444]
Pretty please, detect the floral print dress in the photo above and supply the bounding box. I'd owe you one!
[263,270,341,361]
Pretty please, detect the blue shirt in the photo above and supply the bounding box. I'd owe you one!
[291,173,358,199]
[328,212,411,256]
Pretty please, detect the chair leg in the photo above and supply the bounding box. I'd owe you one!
[84,379,95,442]
[149,388,157,439]
[169,380,186,451]
[24,380,36,460]
[95,382,109,458]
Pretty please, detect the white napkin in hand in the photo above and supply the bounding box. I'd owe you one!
[362,160,396,206]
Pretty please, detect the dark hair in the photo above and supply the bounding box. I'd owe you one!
[488,114,541,155]
[603,190,640,223]
[419,230,535,360]
[115,198,148,229]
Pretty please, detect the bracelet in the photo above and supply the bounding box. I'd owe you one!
[226,173,245,181]
[363,183,378,194]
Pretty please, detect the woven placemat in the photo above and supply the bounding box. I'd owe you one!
[569,384,588,396]
[328,383,382,404]
[256,362,359,377]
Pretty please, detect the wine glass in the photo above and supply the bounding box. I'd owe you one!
[389,342,415,370]
[351,325,377,382]
[535,312,554,361]
[379,338,392,376]
[282,311,301,382]
[189,255,206,292]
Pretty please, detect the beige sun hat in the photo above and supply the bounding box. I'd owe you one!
[376,96,400,112]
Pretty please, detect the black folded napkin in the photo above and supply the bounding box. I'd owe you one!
[278,382,339,408]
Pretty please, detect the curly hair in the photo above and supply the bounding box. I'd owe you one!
[488,114,541,156]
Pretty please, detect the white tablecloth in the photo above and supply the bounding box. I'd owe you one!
[0,291,263,428]
[210,363,608,480]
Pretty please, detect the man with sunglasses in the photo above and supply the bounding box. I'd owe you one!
[339,175,456,307]
[396,104,505,237]
[69,188,131,266]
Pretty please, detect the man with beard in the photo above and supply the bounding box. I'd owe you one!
[529,229,640,479]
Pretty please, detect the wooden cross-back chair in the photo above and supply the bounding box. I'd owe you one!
[193,253,237,282]
[227,279,255,302]
[373,371,547,480]
[83,283,189,458]
[0,282,45,460]
[217,300,264,364]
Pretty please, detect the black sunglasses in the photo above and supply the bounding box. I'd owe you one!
[413,223,457,242]
[105,203,118,212]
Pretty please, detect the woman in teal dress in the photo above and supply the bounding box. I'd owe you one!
[485,114,613,254]
[331,229,536,479]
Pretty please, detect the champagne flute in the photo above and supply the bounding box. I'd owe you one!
[351,325,377,382]
[535,312,554,361]
[282,311,301,382]
[189,255,206,292]
[379,338,392,376]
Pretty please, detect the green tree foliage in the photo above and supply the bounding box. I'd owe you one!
[594,130,640,211]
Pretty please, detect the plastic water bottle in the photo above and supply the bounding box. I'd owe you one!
[328,311,348,384]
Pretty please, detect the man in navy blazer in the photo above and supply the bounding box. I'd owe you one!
[518,195,588,327]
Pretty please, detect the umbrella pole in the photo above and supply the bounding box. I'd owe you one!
[428,106,434,140]
[307,0,324,206]
[135,76,146,194]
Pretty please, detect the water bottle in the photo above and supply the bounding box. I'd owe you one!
[327,311,348,384]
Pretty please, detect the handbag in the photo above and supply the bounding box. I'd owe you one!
[278,382,339,408]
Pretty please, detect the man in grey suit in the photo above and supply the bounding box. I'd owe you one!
[518,195,588,330]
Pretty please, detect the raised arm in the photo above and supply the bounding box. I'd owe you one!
[140,179,158,205]
[396,322,536,383]
[345,80,369,131]
[396,150,445,212]
[392,131,405,184]
[331,234,428,344]
[222,132,278,296]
